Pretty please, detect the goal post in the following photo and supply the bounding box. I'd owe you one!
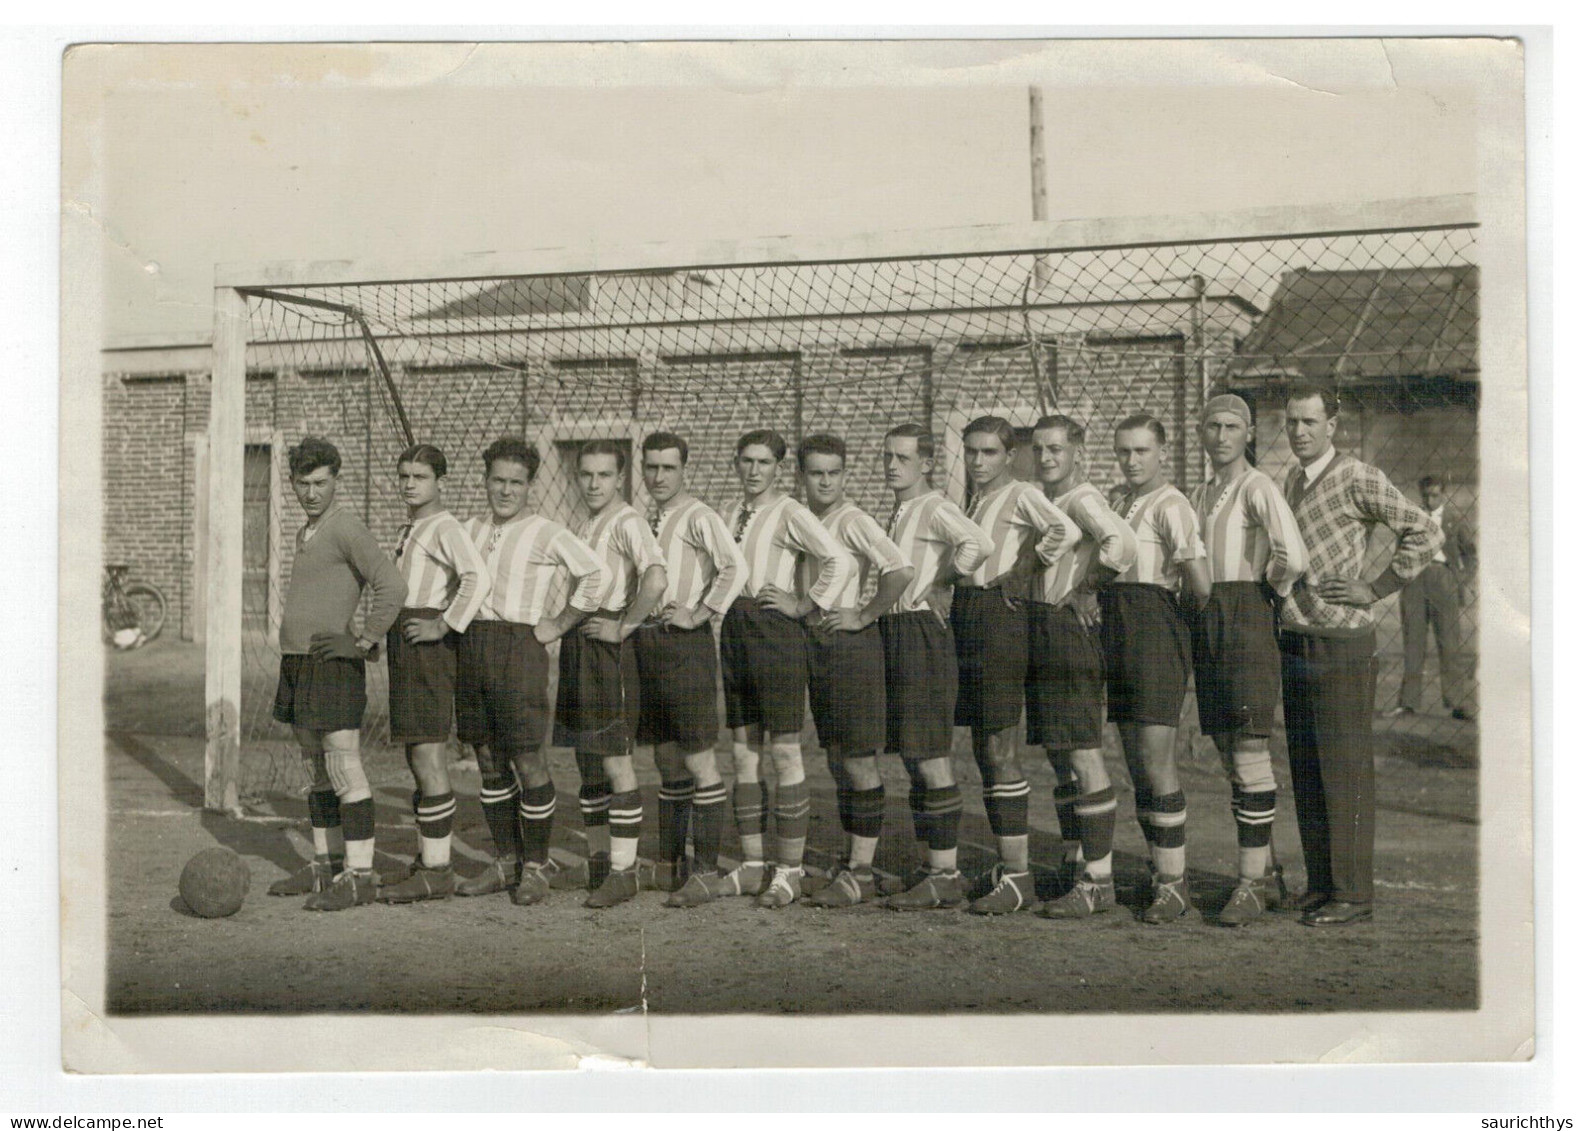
[204,193,1480,811]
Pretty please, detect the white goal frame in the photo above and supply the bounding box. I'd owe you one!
[205,193,1476,811]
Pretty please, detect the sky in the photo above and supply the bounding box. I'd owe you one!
[67,38,1500,343]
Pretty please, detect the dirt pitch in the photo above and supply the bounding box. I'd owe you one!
[104,640,1477,1015]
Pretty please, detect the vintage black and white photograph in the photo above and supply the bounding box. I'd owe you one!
[58,36,1533,1072]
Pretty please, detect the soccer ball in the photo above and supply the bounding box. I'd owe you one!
[112,627,143,650]
[178,847,251,918]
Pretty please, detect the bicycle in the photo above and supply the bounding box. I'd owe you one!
[102,564,168,650]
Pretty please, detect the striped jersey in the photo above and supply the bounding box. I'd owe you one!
[1027,481,1139,607]
[1107,482,1206,591]
[1188,465,1308,595]
[464,513,606,627]
[394,510,491,632]
[723,493,853,612]
[886,490,993,614]
[577,501,667,614]
[960,479,1081,588]
[800,499,910,611]
[650,496,748,615]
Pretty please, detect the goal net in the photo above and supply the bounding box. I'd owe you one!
[221,200,1479,800]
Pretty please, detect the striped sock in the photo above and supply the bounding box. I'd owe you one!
[849,785,885,840]
[608,790,642,871]
[1134,786,1156,847]
[774,780,811,868]
[657,779,694,865]
[517,782,556,866]
[416,791,457,868]
[733,781,766,863]
[478,773,522,860]
[908,783,928,843]
[691,782,727,870]
[1075,787,1117,879]
[920,786,962,851]
[984,779,1031,837]
[1149,790,1187,877]
[1233,787,1277,880]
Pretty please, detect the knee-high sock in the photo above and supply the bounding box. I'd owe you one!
[517,782,556,867]
[847,785,885,870]
[1148,790,1187,879]
[1052,781,1083,863]
[579,780,612,858]
[774,780,811,868]
[1134,785,1156,849]
[691,782,727,870]
[984,778,1030,838]
[732,781,767,863]
[478,773,522,860]
[415,791,457,868]
[607,789,642,871]
[338,796,376,871]
[1075,787,1117,880]
[308,789,344,860]
[1233,787,1277,878]
[920,785,962,872]
[657,779,694,865]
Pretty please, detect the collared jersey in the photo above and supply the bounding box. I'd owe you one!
[1027,481,1139,606]
[650,496,748,614]
[394,509,491,632]
[1107,482,1206,592]
[961,479,1080,588]
[1281,453,1442,634]
[464,513,606,627]
[723,493,853,612]
[800,499,909,611]
[1188,466,1308,595]
[885,490,993,614]
[578,501,666,615]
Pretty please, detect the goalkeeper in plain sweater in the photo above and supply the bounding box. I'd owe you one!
[265,436,406,912]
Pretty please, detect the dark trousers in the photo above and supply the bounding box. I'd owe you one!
[1279,629,1378,905]
[1399,563,1471,712]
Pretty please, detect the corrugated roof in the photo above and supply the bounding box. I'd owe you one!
[1232,265,1477,382]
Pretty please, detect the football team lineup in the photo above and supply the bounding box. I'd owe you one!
[182,385,1444,936]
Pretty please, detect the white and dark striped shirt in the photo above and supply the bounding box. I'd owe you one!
[723,494,853,612]
[651,496,748,615]
[1107,483,1206,592]
[961,479,1080,588]
[394,510,491,632]
[1189,466,1308,595]
[886,491,993,615]
[1027,481,1138,607]
[464,513,606,627]
[801,499,910,611]
[578,501,667,615]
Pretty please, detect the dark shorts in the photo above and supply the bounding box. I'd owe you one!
[386,608,458,744]
[720,597,808,734]
[1098,583,1192,727]
[633,621,721,751]
[1025,601,1106,750]
[554,616,641,758]
[272,654,367,734]
[1192,581,1282,738]
[456,620,550,770]
[881,610,958,760]
[951,585,1028,733]
[807,620,886,756]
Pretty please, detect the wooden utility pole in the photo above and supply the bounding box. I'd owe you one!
[1029,86,1050,289]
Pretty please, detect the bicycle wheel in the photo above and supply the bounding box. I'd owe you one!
[122,582,167,644]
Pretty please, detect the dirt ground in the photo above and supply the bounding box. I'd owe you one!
[103,639,1478,1015]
